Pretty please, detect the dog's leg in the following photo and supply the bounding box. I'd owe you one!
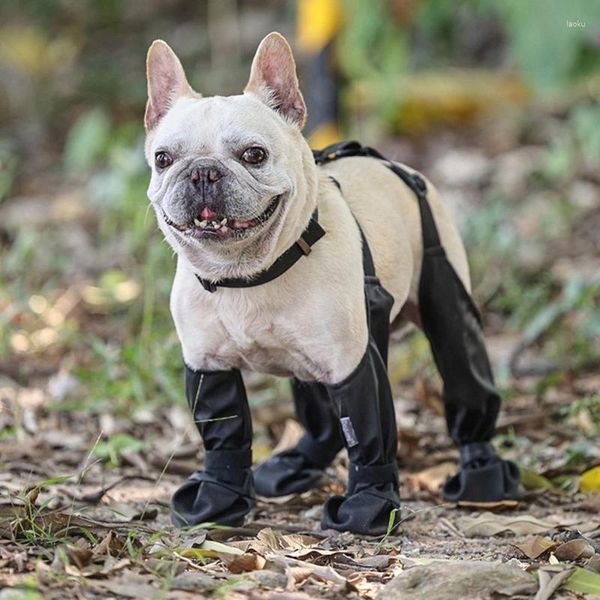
[418,248,521,502]
[254,379,343,496]
[321,340,400,535]
[171,366,255,527]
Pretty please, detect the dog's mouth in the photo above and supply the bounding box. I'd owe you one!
[162,194,283,240]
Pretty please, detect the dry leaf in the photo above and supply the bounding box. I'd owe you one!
[200,540,245,556]
[553,538,595,562]
[514,536,558,559]
[220,552,267,574]
[534,566,576,600]
[456,513,557,537]
[456,499,519,510]
[284,559,346,586]
[405,463,455,495]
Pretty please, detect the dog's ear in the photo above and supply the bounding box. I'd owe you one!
[145,40,193,131]
[244,32,307,129]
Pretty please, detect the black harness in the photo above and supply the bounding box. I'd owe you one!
[195,140,440,293]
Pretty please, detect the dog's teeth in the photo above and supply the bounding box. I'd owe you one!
[194,218,201,226]
[221,218,228,225]
[211,220,221,229]
[199,220,207,228]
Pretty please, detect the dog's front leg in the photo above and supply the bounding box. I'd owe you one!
[254,379,344,496]
[171,367,255,527]
[321,339,401,535]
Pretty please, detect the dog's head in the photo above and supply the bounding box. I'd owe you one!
[144,32,318,281]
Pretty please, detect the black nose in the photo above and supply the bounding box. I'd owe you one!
[190,166,223,185]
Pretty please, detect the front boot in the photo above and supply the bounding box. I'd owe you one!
[171,366,255,527]
[321,343,400,535]
[254,379,344,496]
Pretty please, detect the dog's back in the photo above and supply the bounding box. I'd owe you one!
[318,155,471,322]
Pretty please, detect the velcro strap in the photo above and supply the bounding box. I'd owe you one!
[459,442,496,466]
[348,462,398,487]
[205,449,252,471]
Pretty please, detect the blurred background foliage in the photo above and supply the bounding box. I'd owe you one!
[0,0,598,437]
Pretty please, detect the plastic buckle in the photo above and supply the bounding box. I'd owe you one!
[412,174,427,195]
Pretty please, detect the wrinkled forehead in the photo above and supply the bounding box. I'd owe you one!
[151,94,286,154]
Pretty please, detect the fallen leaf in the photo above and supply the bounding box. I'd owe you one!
[563,567,600,596]
[553,538,595,562]
[220,552,267,574]
[514,536,558,559]
[520,468,552,491]
[456,499,519,510]
[534,566,576,600]
[284,559,346,586]
[406,463,455,495]
[580,466,600,493]
[200,540,245,556]
[456,513,557,537]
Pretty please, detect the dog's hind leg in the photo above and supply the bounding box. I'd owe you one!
[254,379,344,496]
[171,367,255,527]
[416,187,521,503]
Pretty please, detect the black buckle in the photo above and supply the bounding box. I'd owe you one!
[412,174,427,195]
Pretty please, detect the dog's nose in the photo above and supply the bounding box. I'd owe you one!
[190,166,223,185]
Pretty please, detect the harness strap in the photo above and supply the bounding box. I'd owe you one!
[328,175,376,279]
[314,141,442,252]
[195,212,325,292]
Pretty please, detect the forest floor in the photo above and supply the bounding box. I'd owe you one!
[1,99,600,599]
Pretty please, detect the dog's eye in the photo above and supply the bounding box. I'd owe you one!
[241,146,267,165]
[155,151,173,169]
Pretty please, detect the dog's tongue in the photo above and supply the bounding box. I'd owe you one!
[200,206,217,220]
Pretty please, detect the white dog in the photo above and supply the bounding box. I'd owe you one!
[144,32,520,535]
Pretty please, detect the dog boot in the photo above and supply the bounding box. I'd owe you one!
[443,442,521,502]
[171,367,255,527]
[417,229,522,502]
[254,379,344,496]
[321,342,400,535]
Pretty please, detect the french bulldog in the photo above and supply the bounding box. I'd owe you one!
[143,32,519,534]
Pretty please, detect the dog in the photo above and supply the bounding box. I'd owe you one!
[144,32,520,535]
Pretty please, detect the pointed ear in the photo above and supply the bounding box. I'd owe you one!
[244,32,307,129]
[145,40,193,131]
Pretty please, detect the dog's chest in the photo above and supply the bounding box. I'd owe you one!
[173,290,322,378]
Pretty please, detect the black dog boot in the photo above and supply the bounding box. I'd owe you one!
[321,343,400,535]
[171,367,255,527]
[254,379,344,496]
[415,185,522,503]
[443,441,521,503]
